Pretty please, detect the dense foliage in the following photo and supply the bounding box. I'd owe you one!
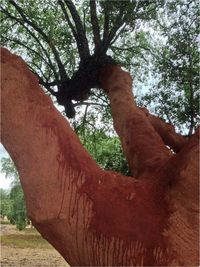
[77,128,130,175]
[0,188,11,219]
[140,0,199,134]
[1,157,27,230]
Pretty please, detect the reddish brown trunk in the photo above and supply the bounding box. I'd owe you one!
[1,48,199,266]
[139,107,188,153]
[100,65,172,177]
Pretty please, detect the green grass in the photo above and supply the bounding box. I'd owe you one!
[1,234,52,249]
[0,220,11,225]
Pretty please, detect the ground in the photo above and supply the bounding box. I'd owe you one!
[1,223,70,267]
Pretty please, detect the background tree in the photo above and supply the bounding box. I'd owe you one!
[0,188,11,220]
[9,183,27,230]
[77,128,129,175]
[1,157,27,230]
[140,0,199,134]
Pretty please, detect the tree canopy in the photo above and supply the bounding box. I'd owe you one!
[1,0,163,115]
[1,0,199,132]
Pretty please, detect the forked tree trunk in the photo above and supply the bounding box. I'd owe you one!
[1,48,199,266]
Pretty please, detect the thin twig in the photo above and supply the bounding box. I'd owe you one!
[73,101,107,108]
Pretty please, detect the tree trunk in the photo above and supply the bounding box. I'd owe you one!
[1,48,199,266]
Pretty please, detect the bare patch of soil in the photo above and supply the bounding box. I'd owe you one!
[1,224,70,267]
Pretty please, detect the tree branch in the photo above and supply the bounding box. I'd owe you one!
[4,37,50,68]
[111,44,157,58]
[28,65,58,96]
[134,3,157,20]
[73,101,107,108]
[9,0,69,81]
[102,2,110,50]
[110,23,127,45]
[100,65,172,177]
[58,0,85,58]
[89,0,101,53]
[58,0,77,37]
[140,107,188,153]
[63,0,90,60]
[81,105,90,145]
[1,6,60,82]
[106,6,126,48]
[188,54,195,135]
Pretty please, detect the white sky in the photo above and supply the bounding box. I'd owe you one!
[0,143,12,190]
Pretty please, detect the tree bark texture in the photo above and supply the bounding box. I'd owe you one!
[1,48,199,266]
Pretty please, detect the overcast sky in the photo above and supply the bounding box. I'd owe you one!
[0,143,11,190]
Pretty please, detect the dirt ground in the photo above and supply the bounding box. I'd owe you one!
[1,224,70,267]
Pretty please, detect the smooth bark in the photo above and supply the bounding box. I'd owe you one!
[1,48,199,266]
